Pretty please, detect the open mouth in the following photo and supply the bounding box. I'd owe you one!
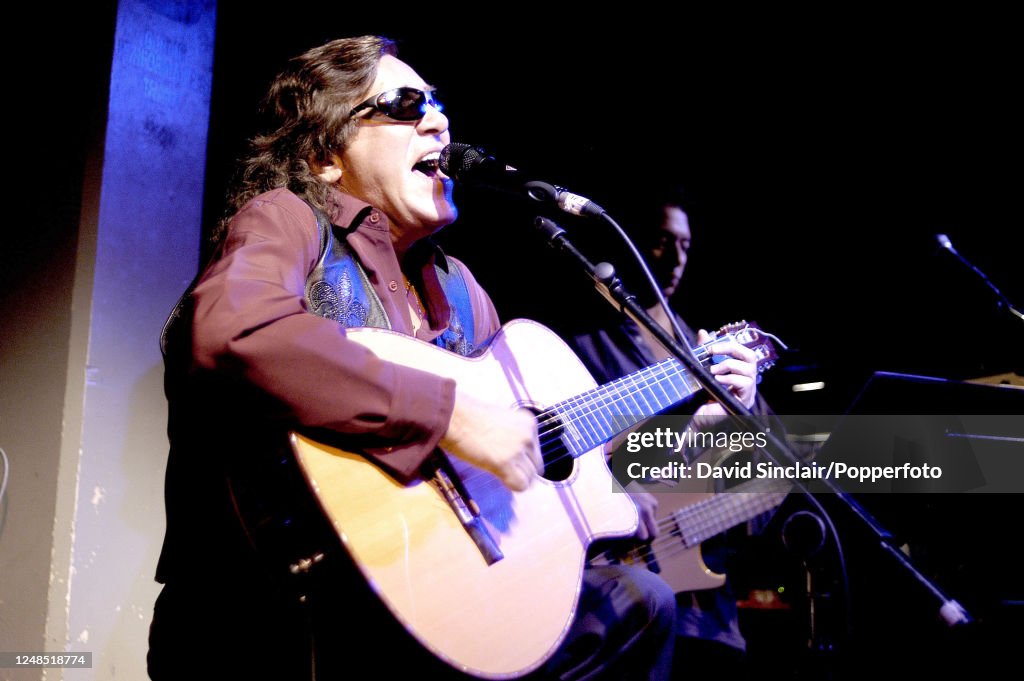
[413,151,440,177]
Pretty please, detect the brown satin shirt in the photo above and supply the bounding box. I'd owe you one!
[190,187,501,478]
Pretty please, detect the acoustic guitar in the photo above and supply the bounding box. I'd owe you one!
[235,319,778,678]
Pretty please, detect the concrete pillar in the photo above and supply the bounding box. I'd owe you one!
[27,2,214,679]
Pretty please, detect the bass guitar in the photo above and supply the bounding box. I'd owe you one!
[589,477,790,592]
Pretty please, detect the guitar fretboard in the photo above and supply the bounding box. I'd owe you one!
[671,479,790,547]
[547,356,708,457]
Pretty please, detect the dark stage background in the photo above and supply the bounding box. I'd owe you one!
[200,15,1023,675]
[13,5,1021,679]
[204,8,1023,415]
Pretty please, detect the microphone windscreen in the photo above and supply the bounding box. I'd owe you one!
[439,143,479,179]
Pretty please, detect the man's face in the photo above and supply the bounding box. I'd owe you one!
[340,55,455,248]
[648,206,692,297]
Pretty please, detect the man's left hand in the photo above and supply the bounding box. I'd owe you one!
[697,328,759,410]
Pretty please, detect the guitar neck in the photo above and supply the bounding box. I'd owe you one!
[545,321,778,459]
[548,355,709,457]
[671,478,790,548]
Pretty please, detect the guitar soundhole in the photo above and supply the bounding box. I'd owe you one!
[529,407,574,482]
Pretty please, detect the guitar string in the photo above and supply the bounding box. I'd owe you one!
[530,350,712,449]
[454,455,787,566]
[488,325,769,461]
[534,345,712,432]
[454,353,711,491]
[535,330,776,458]
[451,341,779,499]
[533,321,776,436]
[454,344,717,491]
[650,492,782,550]
[431,327,782,568]
[452,331,773,495]
[534,335,767,449]
[595,491,789,565]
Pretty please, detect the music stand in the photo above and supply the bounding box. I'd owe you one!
[803,371,1024,677]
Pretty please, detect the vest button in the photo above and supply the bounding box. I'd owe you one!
[368,211,380,224]
[388,280,399,292]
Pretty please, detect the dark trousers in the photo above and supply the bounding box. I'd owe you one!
[148,565,675,680]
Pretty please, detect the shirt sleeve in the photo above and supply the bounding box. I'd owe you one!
[190,194,455,479]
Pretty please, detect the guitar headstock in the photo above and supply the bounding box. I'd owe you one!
[711,320,779,374]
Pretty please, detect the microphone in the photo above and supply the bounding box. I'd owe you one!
[935,233,1024,324]
[935,233,955,253]
[439,143,606,217]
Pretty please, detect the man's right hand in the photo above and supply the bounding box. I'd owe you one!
[440,390,542,492]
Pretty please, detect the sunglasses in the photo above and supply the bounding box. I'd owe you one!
[349,87,443,122]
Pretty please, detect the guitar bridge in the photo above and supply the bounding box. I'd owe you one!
[429,455,504,566]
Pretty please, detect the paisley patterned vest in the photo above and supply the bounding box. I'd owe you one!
[302,205,476,357]
[161,202,476,364]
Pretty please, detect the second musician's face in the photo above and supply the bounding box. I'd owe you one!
[340,55,456,249]
[649,206,692,297]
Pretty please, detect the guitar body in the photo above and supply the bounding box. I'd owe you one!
[592,479,789,593]
[289,319,639,679]
[643,492,728,592]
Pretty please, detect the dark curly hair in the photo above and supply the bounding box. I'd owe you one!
[215,36,397,244]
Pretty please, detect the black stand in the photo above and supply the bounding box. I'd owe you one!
[937,234,1024,326]
[532,215,974,629]
[782,509,841,679]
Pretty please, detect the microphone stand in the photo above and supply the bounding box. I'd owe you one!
[937,234,1024,326]
[532,215,973,628]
